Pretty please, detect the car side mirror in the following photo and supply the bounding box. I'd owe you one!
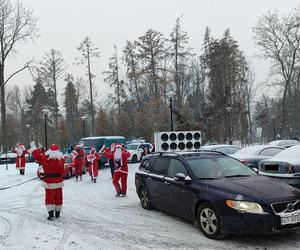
[174,173,192,184]
[253,167,259,174]
[174,173,186,181]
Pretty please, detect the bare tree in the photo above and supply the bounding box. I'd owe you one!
[0,0,38,151]
[39,49,66,132]
[253,10,300,135]
[76,36,100,136]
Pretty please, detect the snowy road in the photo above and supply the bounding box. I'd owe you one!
[0,163,299,250]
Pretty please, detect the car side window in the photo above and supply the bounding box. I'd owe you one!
[215,147,228,154]
[228,147,240,154]
[167,159,188,178]
[152,157,170,175]
[259,148,283,156]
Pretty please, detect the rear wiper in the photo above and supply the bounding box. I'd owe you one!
[224,175,251,178]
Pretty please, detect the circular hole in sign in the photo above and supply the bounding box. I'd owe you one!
[194,132,201,140]
[170,142,177,150]
[161,143,169,151]
[161,133,168,141]
[194,141,201,149]
[186,142,193,150]
[178,142,185,150]
[186,133,193,141]
[170,133,177,141]
[178,133,185,141]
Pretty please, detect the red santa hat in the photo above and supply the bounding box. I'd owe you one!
[116,144,122,149]
[75,144,81,149]
[90,147,96,154]
[46,144,64,160]
[17,143,25,149]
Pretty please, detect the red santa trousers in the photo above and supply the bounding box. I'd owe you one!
[74,162,83,178]
[45,188,63,212]
[88,164,98,178]
[112,171,128,195]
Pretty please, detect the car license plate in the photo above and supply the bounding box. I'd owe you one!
[281,212,300,225]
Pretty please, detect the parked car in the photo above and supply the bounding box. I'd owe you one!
[259,144,300,188]
[127,142,153,163]
[37,155,86,179]
[231,145,285,170]
[0,152,36,165]
[0,152,17,165]
[268,139,299,148]
[135,151,300,239]
[201,144,241,155]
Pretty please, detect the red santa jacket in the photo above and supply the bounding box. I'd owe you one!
[86,152,100,168]
[12,147,28,169]
[72,148,85,166]
[31,148,65,189]
[103,149,131,173]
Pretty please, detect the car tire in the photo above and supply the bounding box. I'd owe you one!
[197,202,223,239]
[139,187,152,210]
[132,155,138,163]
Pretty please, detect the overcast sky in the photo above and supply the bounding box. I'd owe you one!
[7,0,299,103]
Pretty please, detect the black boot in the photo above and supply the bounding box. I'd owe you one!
[47,211,54,220]
[55,211,60,218]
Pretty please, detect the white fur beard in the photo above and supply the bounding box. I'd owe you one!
[17,148,23,156]
[114,150,122,161]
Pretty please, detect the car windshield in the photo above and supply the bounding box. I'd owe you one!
[187,156,255,179]
[127,144,139,150]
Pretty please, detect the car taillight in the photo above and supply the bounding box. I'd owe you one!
[286,164,295,174]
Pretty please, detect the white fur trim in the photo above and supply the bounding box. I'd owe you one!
[55,205,62,212]
[42,182,64,189]
[28,146,37,154]
[45,150,64,160]
[46,205,55,212]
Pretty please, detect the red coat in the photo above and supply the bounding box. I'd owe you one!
[103,149,131,174]
[12,148,28,169]
[72,148,85,166]
[31,148,65,189]
[86,152,100,177]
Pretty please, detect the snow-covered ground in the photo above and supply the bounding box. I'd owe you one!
[0,163,299,250]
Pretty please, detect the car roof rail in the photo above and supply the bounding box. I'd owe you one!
[151,151,185,159]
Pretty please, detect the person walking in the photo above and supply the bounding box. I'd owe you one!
[86,147,100,183]
[103,144,130,197]
[30,143,65,220]
[71,144,85,181]
[140,147,151,161]
[12,143,29,175]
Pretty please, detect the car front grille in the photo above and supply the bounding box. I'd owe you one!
[271,200,300,214]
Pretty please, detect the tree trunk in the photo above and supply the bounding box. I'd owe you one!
[0,65,7,152]
[87,50,94,136]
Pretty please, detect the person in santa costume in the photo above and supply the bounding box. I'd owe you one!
[103,144,131,197]
[71,144,85,181]
[102,143,116,178]
[30,143,65,220]
[12,143,29,175]
[86,147,100,183]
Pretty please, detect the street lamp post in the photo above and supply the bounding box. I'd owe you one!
[166,91,175,131]
[26,124,30,149]
[271,116,276,140]
[81,115,87,138]
[42,109,48,150]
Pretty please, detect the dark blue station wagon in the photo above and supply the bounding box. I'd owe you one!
[135,151,300,239]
